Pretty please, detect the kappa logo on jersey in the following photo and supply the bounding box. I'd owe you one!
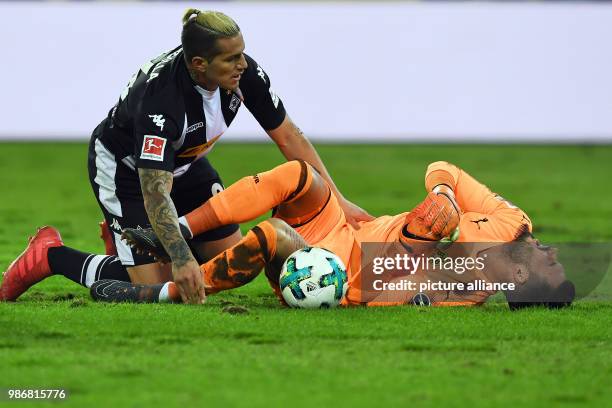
[149,115,166,132]
[256,66,266,83]
[229,94,241,113]
[269,89,280,108]
[140,136,167,161]
[186,122,204,134]
[110,218,122,232]
[149,114,165,131]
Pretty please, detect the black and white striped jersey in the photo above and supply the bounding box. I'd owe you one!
[98,46,286,176]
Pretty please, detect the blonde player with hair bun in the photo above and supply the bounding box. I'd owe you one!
[1,8,373,305]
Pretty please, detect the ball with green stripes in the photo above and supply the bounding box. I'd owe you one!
[279,247,348,308]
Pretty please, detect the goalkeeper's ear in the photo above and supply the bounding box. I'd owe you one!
[511,264,530,285]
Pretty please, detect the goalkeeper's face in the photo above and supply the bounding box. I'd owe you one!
[524,237,566,288]
[505,237,575,309]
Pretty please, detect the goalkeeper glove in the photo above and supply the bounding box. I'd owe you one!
[404,189,461,241]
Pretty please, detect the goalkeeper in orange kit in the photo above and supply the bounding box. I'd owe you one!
[102,159,574,309]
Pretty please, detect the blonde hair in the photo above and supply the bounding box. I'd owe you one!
[181,9,241,62]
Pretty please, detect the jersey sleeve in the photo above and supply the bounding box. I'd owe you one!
[134,94,184,172]
[424,161,533,243]
[240,54,287,131]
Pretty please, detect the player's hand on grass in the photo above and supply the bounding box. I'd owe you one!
[173,259,206,304]
[340,197,374,229]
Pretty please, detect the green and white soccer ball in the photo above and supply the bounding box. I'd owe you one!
[279,247,348,308]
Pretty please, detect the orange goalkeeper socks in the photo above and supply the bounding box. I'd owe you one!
[185,160,313,237]
[161,221,278,302]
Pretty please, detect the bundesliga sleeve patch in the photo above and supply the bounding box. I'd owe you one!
[140,135,167,161]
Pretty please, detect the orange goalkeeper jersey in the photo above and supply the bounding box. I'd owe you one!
[291,161,532,306]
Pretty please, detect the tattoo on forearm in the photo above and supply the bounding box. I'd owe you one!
[286,121,324,175]
[291,121,305,138]
[139,168,193,267]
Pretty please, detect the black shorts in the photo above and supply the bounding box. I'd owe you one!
[87,121,239,266]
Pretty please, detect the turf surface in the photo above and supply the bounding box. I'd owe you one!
[1,143,611,407]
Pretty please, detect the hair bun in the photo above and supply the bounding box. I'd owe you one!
[182,8,201,25]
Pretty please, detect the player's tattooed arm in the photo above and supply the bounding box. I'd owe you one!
[138,168,205,303]
[138,168,193,267]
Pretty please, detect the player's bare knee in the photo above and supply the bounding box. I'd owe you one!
[268,219,306,285]
[267,217,291,230]
[250,219,296,264]
[268,218,306,262]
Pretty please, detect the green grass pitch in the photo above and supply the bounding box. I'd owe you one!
[1,143,611,407]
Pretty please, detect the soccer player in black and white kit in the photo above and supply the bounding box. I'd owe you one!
[0,9,372,304]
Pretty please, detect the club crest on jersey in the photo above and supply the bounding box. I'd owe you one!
[229,94,241,113]
[140,136,167,161]
[149,114,165,131]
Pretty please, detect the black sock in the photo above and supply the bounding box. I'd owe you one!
[90,280,165,303]
[48,246,130,288]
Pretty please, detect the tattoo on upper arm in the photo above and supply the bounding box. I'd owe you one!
[138,168,193,266]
